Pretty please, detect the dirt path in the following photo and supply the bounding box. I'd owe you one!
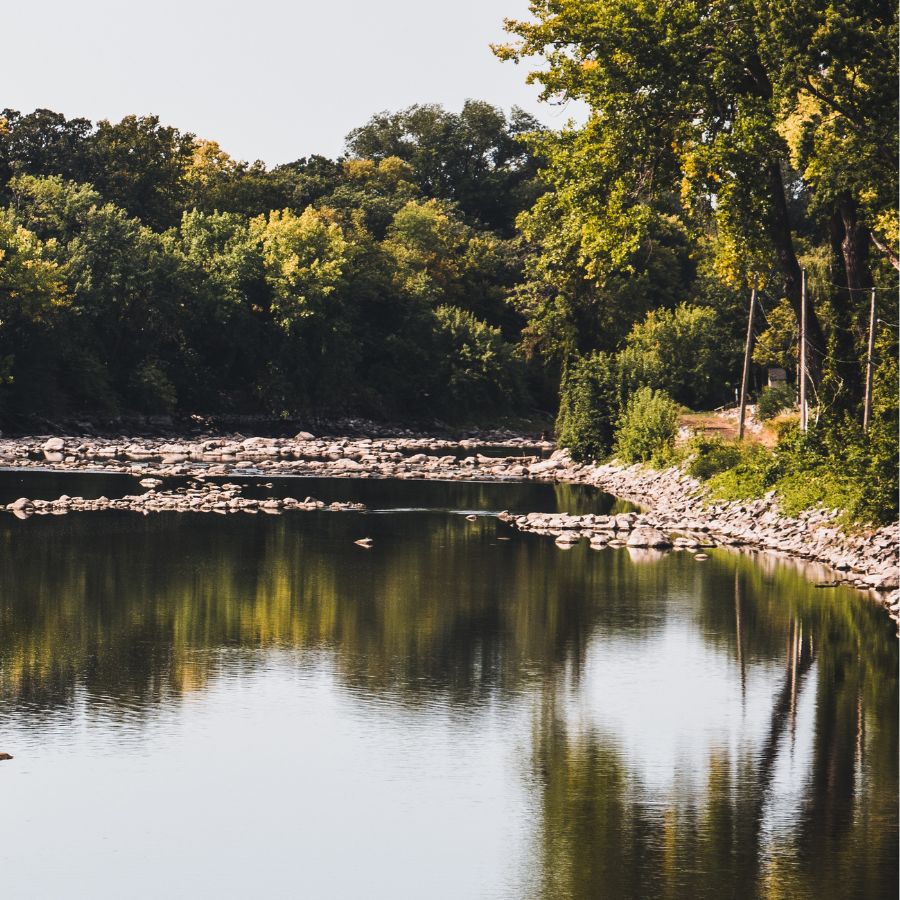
[679,410,778,448]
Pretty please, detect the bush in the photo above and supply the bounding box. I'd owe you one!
[613,386,679,464]
[685,435,743,480]
[705,443,774,500]
[129,359,178,413]
[556,351,623,461]
[756,382,796,420]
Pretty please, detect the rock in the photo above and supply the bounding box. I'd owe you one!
[694,553,709,561]
[295,431,315,441]
[528,458,561,475]
[354,537,374,548]
[626,527,672,549]
[0,752,12,761]
[10,498,33,511]
[332,458,363,471]
[43,437,65,452]
[872,572,900,591]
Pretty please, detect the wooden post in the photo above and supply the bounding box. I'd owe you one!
[863,287,876,431]
[799,269,808,432]
[738,282,757,440]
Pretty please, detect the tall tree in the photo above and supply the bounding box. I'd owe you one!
[494,0,897,383]
[346,101,544,232]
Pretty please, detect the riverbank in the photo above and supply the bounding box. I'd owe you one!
[3,433,897,624]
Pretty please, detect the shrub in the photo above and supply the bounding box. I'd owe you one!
[756,382,796,420]
[685,435,743,480]
[556,351,623,461]
[621,303,739,409]
[705,443,773,500]
[613,386,679,464]
[129,359,178,413]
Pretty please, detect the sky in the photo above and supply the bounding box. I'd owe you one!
[3,0,583,166]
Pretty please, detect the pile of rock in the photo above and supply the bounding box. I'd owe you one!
[5,482,366,518]
[0,434,551,482]
[0,431,896,623]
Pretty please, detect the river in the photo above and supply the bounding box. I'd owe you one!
[0,475,896,899]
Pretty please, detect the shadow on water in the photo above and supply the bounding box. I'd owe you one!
[0,485,895,899]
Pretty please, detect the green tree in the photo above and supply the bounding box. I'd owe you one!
[87,115,195,229]
[495,0,893,382]
[346,101,544,232]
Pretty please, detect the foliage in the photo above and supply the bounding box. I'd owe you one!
[620,303,738,409]
[612,386,679,465]
[685,436,743,481]
[705,443,776,503]
[756,382,796,421]
[0,102,539,423]
[495,0,898,402]
[433,305,524,416]
[699,416,898,526]
[555,352,623,461]
[346,101,543,233]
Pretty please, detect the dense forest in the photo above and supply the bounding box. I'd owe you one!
[0,0,896,518]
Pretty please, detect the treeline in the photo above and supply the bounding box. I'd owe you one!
[0,102,545,423]
[1,0,897,522]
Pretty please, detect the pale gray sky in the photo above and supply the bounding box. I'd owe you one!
[4,0,580,165]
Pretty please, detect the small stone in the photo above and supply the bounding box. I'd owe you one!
[626,526,672,549]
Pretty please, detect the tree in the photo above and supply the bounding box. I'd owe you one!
[346,101,544,232]
[87,115,195,229]
[249,207,355,410]
[0,108,93,189]
[495,0,873,382]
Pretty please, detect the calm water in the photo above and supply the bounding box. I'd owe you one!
[0,477,896,899]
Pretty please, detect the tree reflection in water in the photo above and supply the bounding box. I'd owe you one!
[0,507,895,899]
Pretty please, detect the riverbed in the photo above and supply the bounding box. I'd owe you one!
[0,473,896,899]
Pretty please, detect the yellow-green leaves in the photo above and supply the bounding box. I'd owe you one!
[250,207,348,329]
[0,212,68,323]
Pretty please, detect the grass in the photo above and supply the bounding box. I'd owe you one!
[681,432,880,528]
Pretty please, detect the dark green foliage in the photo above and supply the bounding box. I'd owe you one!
[756,383,796,420]
[0,104,534,425]
[433,306,525,417]
[555,352,623,461]
[613,387,679,464]
[699,420,898,527]
[345,101,544,233]
[619,304,740,409]
[685,436,744,480]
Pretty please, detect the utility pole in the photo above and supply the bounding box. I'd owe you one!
[738,281,757,440]
[863,287,876,431]
[799,268,808,432]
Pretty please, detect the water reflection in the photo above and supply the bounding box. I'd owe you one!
[0,501,895,899]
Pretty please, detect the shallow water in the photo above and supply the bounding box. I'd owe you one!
[0,478,896,899]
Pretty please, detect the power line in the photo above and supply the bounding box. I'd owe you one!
[815,280,897,293]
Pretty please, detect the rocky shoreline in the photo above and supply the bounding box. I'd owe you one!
[3,433,897,624]
[510,450,899,624]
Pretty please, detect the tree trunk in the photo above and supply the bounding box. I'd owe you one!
[765,161,825,384]
[827,201,868,407]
